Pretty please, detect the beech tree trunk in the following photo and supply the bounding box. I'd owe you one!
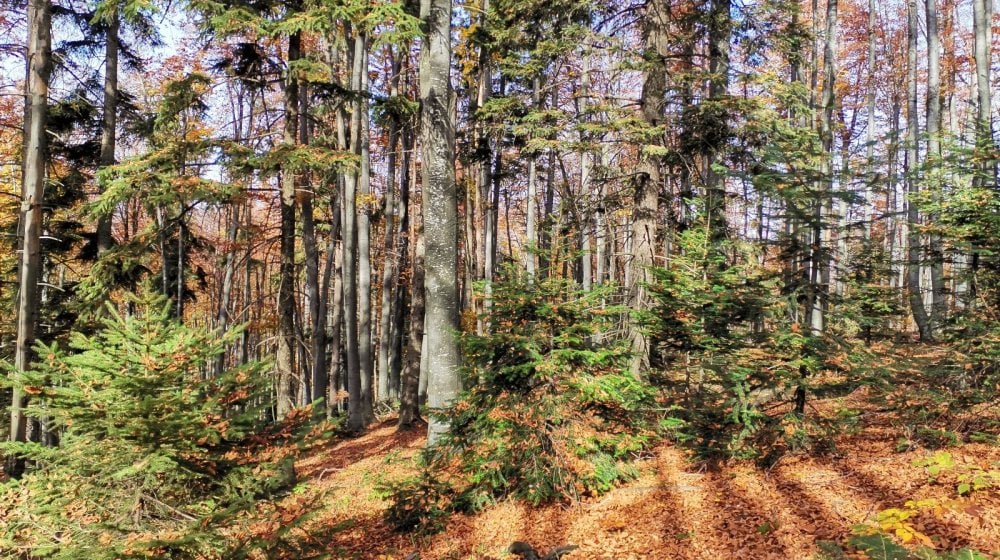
[390,120,415,398]
[706,0,730,245]
[398,218,425,431]
[420,0,462,445]
[906,0,932,341]
[926,0,946,331]
[344,29,366,432]
[357,34,375,424]
[629,0,668,375]
[526,75,540,281]
[378,51,402,402]
[275,32,301,420]
[974,0,993,161]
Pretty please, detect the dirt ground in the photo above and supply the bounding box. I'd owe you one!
[291,345,1000,559]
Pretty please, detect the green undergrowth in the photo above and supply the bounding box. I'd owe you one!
[0,290,319,559]
[386,269,657,534]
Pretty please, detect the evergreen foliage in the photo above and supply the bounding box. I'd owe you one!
[0,290,307,559]
[387,269,656,532]
[919,157,1000,397]
[645,225,831,459]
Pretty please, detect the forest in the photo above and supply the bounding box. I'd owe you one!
[2,0,1000,557]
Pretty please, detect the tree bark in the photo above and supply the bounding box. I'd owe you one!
[973,0,994,163]
[378,51,402,402]
[398,215,425,431]
[706,0,730,246]
[809,0,837,337]
[420,0,462,445]
[357,34,375,424]
[907,0,933,341]
[97,10,118,254]
[214,204,240,377]
[344,29,366,433]
[390,120,415,398]
[275,32,301,420]
[628,0,668,376]
[8,0,52,478]
[527,75,540,281]
[926,0,946,331]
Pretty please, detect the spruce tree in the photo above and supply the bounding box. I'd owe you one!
[1,290,303,559]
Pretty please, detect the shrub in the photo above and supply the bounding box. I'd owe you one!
[387,269,656,532]
[645,227,833,460]
[0,291,308,559]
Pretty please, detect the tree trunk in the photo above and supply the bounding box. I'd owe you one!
[629,0,668,376]
[926,0,946,331]
[527,75,541,281]
[275,32,301,420]
[706,0,730,246]
[864,0,875,243]
[8,0,51,478]
[344,29,366,433]
[907,0,933,341]
[398,216,425,431]
[357,34,375,424]
[420,0,462,445]
[809,0,837,337]
[214,203,240,377]
[390,121,415,398]
[578,59,592,290]
[327,187,344,416]
[974,0,994,166]
[97,10,118,254]
[378,52,402,402]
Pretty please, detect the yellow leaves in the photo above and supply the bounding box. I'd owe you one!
[182,122,212,143]
[874,506,933,547]
[893,524,934,547]
[869,497,966,549]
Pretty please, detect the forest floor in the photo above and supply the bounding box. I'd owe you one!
[287,343,1000,559]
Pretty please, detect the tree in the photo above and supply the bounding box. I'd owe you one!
[628,0,668,375]
[906,0,932,340]
[1,291,302,558]
[96,1,119,255]
[925,0,946,331]
[275,31,301,420]
[972,0,993,174]
[419,0,462,444]
[8,0,52,478]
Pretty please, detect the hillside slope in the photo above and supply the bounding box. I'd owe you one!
[292,346,1000,559]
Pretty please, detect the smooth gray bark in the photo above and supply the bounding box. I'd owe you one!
[357,34,375,424]
[420,0,462,445]
[398,215,425,430]
[629,0,668,375]
[377,51,402,402]
[907,0,933,341]
[344,30,365,432]
[527,75,540,281]
[926,0,946,330]
[973,0,993,158]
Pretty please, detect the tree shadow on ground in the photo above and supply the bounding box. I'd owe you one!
[298,418,427,478]
[829,460,978,551]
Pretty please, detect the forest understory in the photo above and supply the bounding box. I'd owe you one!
[261,343,1000,560]
[6,0,1000,557]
